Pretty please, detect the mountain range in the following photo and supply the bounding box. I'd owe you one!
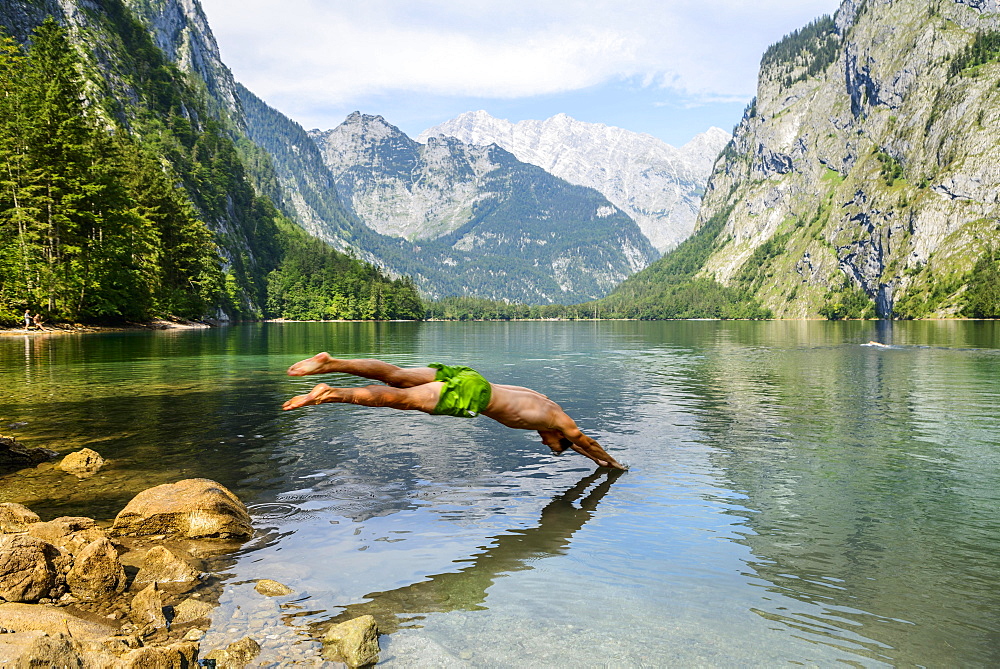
[117,0,728,304]
[6,0,666,306]
[420,111,730,252]
[2,0,996,320]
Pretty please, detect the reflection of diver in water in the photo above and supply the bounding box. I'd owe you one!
[310,468,624,636]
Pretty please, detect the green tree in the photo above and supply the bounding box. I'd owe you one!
[0,19,224,324]
[963,247,1000,318]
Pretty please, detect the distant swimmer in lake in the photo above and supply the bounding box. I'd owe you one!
[863,341,891,348]
[282,354,627,470]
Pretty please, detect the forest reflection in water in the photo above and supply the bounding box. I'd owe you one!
[2,320,999,666]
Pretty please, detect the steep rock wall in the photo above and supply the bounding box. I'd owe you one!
[698,0,1000,318]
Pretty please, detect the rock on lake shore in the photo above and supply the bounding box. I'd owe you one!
[0,478,264,667]
[0,318,212,337]
[0,471,381,667]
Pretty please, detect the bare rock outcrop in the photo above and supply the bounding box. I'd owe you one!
[0,435,57,473]
[66,537,126,600]
[110,479,253,540]
[0,502,40,533]
[690,0,1000,318]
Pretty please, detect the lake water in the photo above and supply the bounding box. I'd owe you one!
[2,320,999,666]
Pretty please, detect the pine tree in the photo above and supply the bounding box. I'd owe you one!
[0,30,32,319]
[20,17,95,317]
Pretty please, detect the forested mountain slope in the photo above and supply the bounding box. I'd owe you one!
[0,0,422,323]
[608,0,1000,319]
[120,0,660,304]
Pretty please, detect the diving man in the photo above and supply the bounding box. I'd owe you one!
[282,354,626,470]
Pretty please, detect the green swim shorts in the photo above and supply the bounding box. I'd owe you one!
[428,363,493,418]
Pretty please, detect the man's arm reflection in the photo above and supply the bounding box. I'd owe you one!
[309,468,623,635]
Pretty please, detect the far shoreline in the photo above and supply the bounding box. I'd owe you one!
[2,317,992,337]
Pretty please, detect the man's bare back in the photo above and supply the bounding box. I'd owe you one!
[283,354,626,470]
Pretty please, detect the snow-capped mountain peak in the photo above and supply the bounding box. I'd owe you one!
[419,111,730,251]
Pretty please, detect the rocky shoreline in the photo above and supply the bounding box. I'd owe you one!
[0,318,213,337]
[0,442,381,668]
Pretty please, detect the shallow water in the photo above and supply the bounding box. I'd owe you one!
[2,320,1000,666]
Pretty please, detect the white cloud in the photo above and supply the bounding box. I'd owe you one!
[200,0,842,110]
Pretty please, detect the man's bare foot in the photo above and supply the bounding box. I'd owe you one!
[287,352,336,376]
[282,383,333,410]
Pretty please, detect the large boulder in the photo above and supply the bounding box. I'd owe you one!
[27,517,108,556]
[0,435,57,473]
[134,546,200,585]
[58,447,105,478]
[0,535,63,602]
[204,637,261,669]
[129,582,167,630]
[322,615,380,667]
[110,479,253,540]
[66,537,126,601]
[0,503,40,533]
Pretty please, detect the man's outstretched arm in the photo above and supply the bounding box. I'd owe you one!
[558,425,627,470]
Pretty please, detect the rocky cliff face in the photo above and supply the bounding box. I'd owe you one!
[695,0,1000,318]
[122,0,240,122]
[312,113,501,240]
[420,111,730,252]
[310,113,659,302]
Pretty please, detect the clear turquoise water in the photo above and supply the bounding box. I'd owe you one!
[2,321,999,666]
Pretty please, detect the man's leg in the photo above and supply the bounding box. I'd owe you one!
[283,381,443,412]
[287,354,436,388]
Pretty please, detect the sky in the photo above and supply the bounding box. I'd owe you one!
[198,0,844,148]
